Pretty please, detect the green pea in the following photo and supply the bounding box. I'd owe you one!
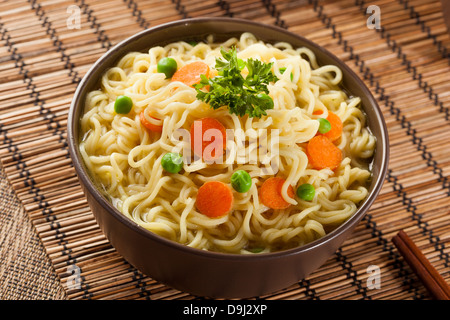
[296,183,315,201]
[317,118,331,134]
[157,57,178,78]
[114,95,133,114]
[279,67,293,81]
[248,247,265,253]
[161,152,184,173]
[231,170,252,193]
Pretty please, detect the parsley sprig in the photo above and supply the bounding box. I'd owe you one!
[194,47,278,118]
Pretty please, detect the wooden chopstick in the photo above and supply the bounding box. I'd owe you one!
[392,230,450,300]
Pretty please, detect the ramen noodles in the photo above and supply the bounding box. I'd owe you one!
[79,33,376,254]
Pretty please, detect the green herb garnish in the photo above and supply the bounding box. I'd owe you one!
[194,47,278,118]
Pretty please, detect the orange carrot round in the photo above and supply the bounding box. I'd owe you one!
[196,181,233,218]
[306,135,342,170]
[259,177,294,210]
[140,111,163,132]
[313,110,343,142]
[190,117,227,161]
[171,61,210,87]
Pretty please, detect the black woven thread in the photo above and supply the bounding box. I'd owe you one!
[123,0,150,29]
[313,0,450,296]
[362,213,423,298]
[335,248,371,299]
[306,0,429,298]
[25,0,76,221]
[385,170,442,299]
[298,278,319,300]
[355,0,450,122]
[353,0,450,271]
[62,0,149,289]
[171,0,189,19]
[26,0,112,293]
[28,0,81,84]
[24,0,112,215]
[261,0,287,29]
[75,0,112,49]
[0,17,64,221]
[386,169,449,272]
[218,0,233,17]
[80,274,93,299]
[131,268,153,299]
[398,0,450,62]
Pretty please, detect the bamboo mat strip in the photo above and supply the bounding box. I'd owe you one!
[0,0,449,300]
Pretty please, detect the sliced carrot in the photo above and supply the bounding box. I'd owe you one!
[313,110,343,142]
[306,135,342,170]
[190,117,227,161]
[259,177,295,210]
[171,61,210,87]
[196,181,233,218]
[140,111,163,132]
[322,111,343,142]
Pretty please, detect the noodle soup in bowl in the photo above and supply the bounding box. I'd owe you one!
[68,18,389,298]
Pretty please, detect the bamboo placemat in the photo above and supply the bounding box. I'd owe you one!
[1,0,449,300]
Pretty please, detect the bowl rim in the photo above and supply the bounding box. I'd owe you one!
[67,17,389,261]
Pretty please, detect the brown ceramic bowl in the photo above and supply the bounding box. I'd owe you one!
[67,17,389,299]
